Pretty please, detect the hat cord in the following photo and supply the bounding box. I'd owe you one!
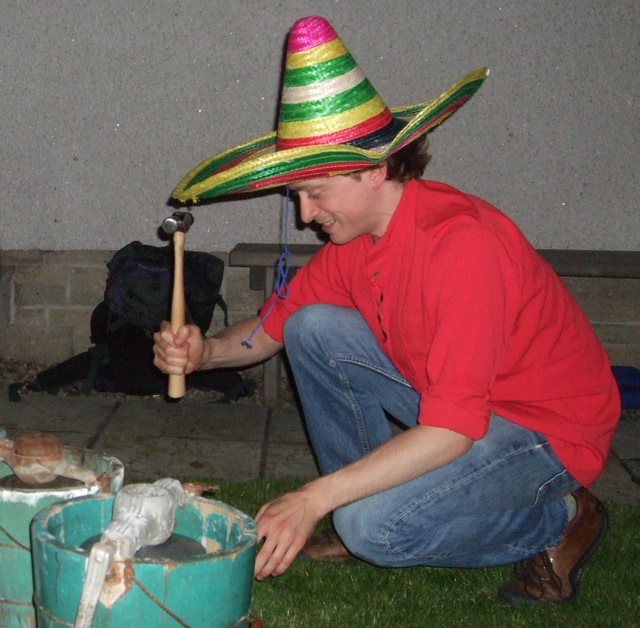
[240,192,292,349]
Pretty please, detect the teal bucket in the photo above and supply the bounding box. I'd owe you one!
[31,494,258,627]
[0,448,123,628]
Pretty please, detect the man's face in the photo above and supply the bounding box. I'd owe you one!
[288,172,386,245]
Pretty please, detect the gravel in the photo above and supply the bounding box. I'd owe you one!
[0,357,298,408]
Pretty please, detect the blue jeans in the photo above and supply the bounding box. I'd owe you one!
[283,305,579,568]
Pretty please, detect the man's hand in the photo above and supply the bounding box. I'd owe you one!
[153,322,204,375]
[251,424,472,580]
[253,486,325,580]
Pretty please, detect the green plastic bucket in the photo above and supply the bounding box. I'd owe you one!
[0,448,123,628]
[31,494,258,627]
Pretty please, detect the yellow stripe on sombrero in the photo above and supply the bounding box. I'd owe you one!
[173,131,276,197]
[286,37,348,71]
[390,67,489,117]
[278,94,387,141]
[174,143,381,202]
[172,67,490,202]
[384,67,490,154]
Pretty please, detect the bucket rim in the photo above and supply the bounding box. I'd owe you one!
[31,493,258,562]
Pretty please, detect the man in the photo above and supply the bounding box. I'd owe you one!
[154,16,619,605]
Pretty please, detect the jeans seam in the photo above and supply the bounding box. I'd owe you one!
[337,368,371,454]
[379,441,559,561]
[329,352,413,455]
[333,353,413,451]
[331,354,413,388]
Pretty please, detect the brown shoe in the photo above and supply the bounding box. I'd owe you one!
[498,488,608,605]
[298,529,355,563]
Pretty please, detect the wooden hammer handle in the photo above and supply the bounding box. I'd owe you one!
[168,231,187,399]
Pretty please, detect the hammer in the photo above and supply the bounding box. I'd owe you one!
[161,211,194,399]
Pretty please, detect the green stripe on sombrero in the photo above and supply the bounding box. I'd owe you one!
[390,69,487,118]
[171,67,490,203]
[279,78,378,122]
[175,132,276,193]
[284,53,357,88]
[174,145,380,201]
[386,70,488,153]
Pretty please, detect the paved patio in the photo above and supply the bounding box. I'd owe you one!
[0,394,638,506]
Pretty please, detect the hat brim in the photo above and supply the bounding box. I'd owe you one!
[172,67,489,203]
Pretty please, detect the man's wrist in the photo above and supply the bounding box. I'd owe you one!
[198,337,214,370]
[300,476,340,519]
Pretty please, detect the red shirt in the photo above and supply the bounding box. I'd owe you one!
[260,179,620,486]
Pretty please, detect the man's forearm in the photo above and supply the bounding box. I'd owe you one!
[200,316,283,369]
[303,424,472,518]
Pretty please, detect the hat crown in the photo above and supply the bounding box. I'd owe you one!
[276,16,397,152]
[171,15,489,202]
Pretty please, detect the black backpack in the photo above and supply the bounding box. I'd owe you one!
[14,241,253,401]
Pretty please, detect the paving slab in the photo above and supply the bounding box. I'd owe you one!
[103,399,269,440]
[591,417,640,506]
[95,401,269,482]
[269,407,310,444]
[0,395,116,435]
[0,395,638,507]
[263,442,319,480]
[591,455,640,507]
[93,432,263,483]
[265,407,319,479]
[612,419,640,461]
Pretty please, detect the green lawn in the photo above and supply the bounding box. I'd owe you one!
[213,479,640,628]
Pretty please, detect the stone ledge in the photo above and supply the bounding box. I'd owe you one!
[1,248,638,368]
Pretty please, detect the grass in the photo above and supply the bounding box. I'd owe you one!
[208,478,640,628]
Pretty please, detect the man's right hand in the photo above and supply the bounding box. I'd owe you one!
[154,315,282,374]
[153,322,204,375]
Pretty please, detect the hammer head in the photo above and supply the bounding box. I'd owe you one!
[161,211,194,235]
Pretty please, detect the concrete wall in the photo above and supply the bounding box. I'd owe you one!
[1,1,638,253]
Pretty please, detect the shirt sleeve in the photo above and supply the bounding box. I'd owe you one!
[260,243,356,343]
[418,219,518,440]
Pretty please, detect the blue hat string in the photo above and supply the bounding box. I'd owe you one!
[241,190,292,349]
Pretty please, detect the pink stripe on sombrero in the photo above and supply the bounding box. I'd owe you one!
[277,109,393,151]
[287,16,338,54]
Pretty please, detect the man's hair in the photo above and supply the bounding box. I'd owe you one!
[348,135,431,183]
[385,134,431,182]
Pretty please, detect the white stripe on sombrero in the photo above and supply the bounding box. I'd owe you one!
[172,67,490,201]
[281,66,366,105]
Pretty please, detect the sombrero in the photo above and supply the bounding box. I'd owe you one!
[172,16,489,203]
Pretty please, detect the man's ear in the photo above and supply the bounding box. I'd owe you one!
[367,163,388,189]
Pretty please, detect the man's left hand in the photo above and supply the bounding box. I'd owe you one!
[253,487,323,580]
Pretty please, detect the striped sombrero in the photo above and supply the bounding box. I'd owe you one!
[173,16,489,203]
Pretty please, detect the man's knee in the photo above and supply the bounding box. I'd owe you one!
[333,501,391,566]
[283,305,359,349]
[333,494,446,568]
[283,305,325,342]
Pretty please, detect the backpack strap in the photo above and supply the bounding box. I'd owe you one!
[215,294,229,327]
[81,343,110,395]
